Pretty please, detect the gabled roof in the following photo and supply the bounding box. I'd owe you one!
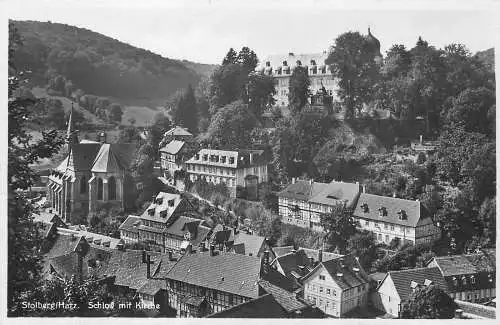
[277,180,315,201]
[67,143,102,171]
[160,140,185,155]
[353,193,425,227]
[232,232,266,257]
[303,255,369,291]
[164,216,211,245]
[273,249,313,280]
[384,267,449,301]
[164,126,193,137]
[119,215,141,234]
[428,249,496,277]
[138,192,187,223]
[165,251,262,298]
[272,246,342,263]
[210,225,235,244]
[137,253,180,295]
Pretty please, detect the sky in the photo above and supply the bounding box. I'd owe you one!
[5,0,500,64]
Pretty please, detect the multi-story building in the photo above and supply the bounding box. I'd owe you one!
[301,254,370,317]
[352,193,441,246]
[184,149,268,198]
[257,28,382,107]
[277,179,361,232]
[372,267,449,317]
[425,248,496,303]
[119,192,210,253]
[164,249,292,317]
[159,125,194,146]
[159,140,190,178]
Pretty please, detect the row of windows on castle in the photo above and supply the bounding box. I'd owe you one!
[187,164,237,175]
[263,60,333,76]
[77,176,118,200]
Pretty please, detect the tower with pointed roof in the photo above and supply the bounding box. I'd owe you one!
[66,101,79,149]
[366,27,383,64]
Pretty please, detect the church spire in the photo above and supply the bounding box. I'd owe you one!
[66,101,79,148]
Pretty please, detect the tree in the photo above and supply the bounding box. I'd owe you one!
[8,23,64,314]
[202,100,257,149]
[237,46,259,72]
[327,31,380,118]
[245,72,276,119]
[401,285,457,319]
[208,63,248,112]
[174,84,198,133]
[46,98,66,129]
[347,230,378,271]
[320,205,357,254]
[222,47,238,65]
[108,103,123,123]
[288,66,310,115]
[268,217,282,247]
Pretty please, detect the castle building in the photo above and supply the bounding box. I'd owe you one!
[257,28,382,107]
[184,149,268,198]
[47,104,136,224]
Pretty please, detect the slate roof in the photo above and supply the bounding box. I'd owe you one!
[164,216,211,245]
[428,249,496,277]
[91,143,136,173]
[165,251,262,298]
[119,215,141,234]
[57,227,121,249]
[274,249,313,280]
[258,52,330,71]
[164,126,193,137]
[258,280,310,312]
[160,140,185,155]
[303,255,369,291]
[137,253,180,295]
[138,192,185,223]
[68,143,102,171]
[208,294,289,318]
[385,267,449,301]
[185,148,266,168]
[38,222,56,238]
[103,250,162,290]
[278,180,360,208]
[32,211,58,224]
[353,193,425,227]
[232,232,266,257]
[210,225,235,244]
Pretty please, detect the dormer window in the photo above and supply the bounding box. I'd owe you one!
[160,210,168,218]
[282,60,288,66]
[221,156,226,163]
[265,61,270,67]
[361,203,369,213]
[296,60,302,66]
[195,154,200,160]
[452,276,458,286]
[229,157,235,164]
[471,275,476,284]
[378,207,388,217]
[276,67,282,75]
[310,59,316,66]
[148,208,155,216]
[168,199,175,207]
[156,197,163,205]
[398,209,407,220]
[203,154,208,161]
[462,276,467,285]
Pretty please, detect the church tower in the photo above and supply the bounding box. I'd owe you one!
[66,101,79,149]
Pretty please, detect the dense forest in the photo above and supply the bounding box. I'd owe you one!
[10,20,216,100]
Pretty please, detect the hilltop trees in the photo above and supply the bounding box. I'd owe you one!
[172,84,198,133]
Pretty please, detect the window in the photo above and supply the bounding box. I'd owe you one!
[319,275,325,280]
[326,289,331,295]
[471,276,476,284]
[375,222,379,227]
[229,157,235,164]
[319,299,323,306]
[80,176,87,194]
[97,178,103,200]
[320,287,323,293]
[332,289,336,296]
[384,223,388,229]
[326,301,330,309]
[378,234,382,240]
[385,235,389,242]
[365,220,369,226]
[108,176,117,200]
[391,225,395,231]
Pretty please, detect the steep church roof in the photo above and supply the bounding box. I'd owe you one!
[91,144,136,173]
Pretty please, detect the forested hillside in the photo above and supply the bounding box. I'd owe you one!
[10,20,215,100]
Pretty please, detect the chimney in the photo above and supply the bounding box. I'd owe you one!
[142,250,147,263]
[199,242,206,252]
[289,52,295,57]
[249,153,253,165]
[393,192,396,198]
[309,179,313,185]
[263,250,270,273]
[309,257,314,266]
[318,249,323,263]
[168,251,173,261]
[210,244,216,256]
[362,185,366,193]
[117,243,125,251]
[420,135,423,144]
[99,132,107,144]
[454,309,463,319]
[186,244,193,255]
[292,177,296,184]
[146,254,151,279]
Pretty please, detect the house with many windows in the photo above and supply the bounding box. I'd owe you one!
[372,267,449,317]
[277,179,361,231]
[119,192,210,252]
[301,254,370,317]
[184,149,268,198]
[352,193,441,246]
[425,248,496,303]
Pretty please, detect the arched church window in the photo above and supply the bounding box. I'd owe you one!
[108,176,117,200]
[97,178,103,200]
[80,176,87,194]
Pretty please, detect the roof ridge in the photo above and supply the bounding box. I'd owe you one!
[389,266,439,274]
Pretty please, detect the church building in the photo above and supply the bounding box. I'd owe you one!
[47,104,136,224]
